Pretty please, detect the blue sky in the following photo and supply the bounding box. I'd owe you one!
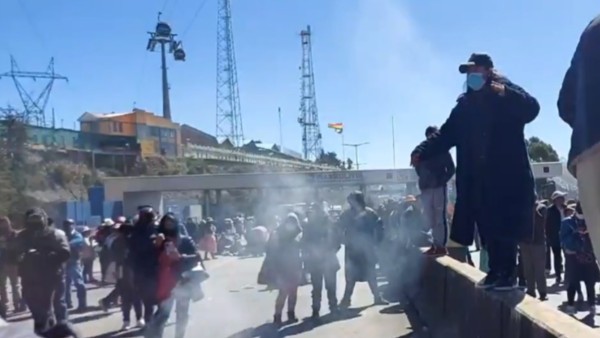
[0,0,597,169]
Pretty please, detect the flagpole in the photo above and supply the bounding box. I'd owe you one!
[341,132,345,163]
[392,115,396,168]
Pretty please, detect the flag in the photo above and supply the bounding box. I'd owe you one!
[327,122,344,134]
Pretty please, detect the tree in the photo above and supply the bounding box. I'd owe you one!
[316,151,345,169]
[526,136,560,199]
[526,136,560,163]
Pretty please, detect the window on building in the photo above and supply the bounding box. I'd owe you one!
[112,121,124,133]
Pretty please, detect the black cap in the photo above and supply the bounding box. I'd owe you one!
[459,53,494,74]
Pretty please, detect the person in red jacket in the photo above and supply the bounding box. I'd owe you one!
[146,213,202,338]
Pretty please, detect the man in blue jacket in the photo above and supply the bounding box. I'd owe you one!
[415,125,455,256]
[558,14,600,263]
[62,219,87,311]
[412,53,539,291]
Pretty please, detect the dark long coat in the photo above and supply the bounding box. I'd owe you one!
[558,14,600,177]
[412,78,539,245]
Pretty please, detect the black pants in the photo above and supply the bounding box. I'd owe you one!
[487,237,518,279]
[134,273,157,323]
[101,285,120,306]
[545,243,563,276]
[119,279,142,322]
[568,280,595,306]
[310,267,337,311]
[23,282,79,338]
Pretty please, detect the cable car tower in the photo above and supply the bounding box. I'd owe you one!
[298,25,322,161]
[146,12,186,120]
[0,56,68,126]
[216,0,244,147]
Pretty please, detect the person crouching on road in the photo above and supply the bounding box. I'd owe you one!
[16,208,80,338]
[415,125,455,257]
[257,213,303,325]
[560,202,599,316]
[145,213,202,338]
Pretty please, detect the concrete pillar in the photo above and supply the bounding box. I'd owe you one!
[216,190,222,205]
[203,190,211,217]
[123,191,163,217]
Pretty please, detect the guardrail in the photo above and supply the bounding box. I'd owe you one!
[183,144,336,170]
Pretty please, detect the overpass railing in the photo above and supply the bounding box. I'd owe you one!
[182,144,336,170]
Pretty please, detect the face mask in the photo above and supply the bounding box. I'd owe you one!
[467,73,486,91]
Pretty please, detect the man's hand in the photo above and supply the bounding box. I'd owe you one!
[490,81,506,96]
[154,233,165,246]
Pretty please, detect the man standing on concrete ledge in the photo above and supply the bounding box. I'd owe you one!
[411,53,539,291]
[558,14,600,263]
[415,125,455,257]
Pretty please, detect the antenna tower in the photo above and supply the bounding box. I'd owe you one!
[216,0,244,147]
[298,25,322,161]
[0,56,68,126]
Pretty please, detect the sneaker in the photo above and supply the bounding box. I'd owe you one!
[565,305,576,315]
[121,321,131,331]
[136,319,146,328]
[590,305,597,316]
[493,276,517,292]
[98,300,109,313]
[311,309,320,320]
[374,297,389,306]
[424,246,437,256]
[287,311,298,323]
[476,273,498,289]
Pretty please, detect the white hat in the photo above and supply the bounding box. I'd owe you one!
[102,218,115,226]
[81,226,91,233]
[550,191,567,200]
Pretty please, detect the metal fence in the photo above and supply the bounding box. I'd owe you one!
[183,144,336,170]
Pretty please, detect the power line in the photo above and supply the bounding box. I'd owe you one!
[17,0,50,54]
[181,0,209,37]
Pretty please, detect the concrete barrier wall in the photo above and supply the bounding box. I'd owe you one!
[411,254,600,338]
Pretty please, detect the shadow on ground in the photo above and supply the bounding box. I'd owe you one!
[226,306,370,338]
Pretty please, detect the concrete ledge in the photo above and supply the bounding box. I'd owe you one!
[410,251,600,338]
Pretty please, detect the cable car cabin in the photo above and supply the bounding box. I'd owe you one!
[174,48,186,61]
[155,22,172,37]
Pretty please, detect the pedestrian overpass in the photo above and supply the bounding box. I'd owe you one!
[104,162,563,216]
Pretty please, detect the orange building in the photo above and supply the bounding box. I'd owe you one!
[78,108,181,157]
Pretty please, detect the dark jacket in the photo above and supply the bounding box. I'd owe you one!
[415,152,455,190]
[129,222,159,278]
[412,77,539,245]
[558,15,600,177]
[545,205,564,246]
[522,204,546,245]
[16,227,71,285]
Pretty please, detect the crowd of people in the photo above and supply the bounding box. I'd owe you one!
[2,12,600,337]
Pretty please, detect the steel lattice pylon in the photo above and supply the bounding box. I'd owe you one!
[216,0,244,147]
[298,25,322,161]
[0,56,68,126]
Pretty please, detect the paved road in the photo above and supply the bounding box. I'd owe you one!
[0,253,415,337]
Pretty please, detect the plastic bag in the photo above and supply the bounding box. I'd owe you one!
[172,263,210,302]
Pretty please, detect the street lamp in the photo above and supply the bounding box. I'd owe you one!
[146,12,186,121]
[343,142,369,170]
